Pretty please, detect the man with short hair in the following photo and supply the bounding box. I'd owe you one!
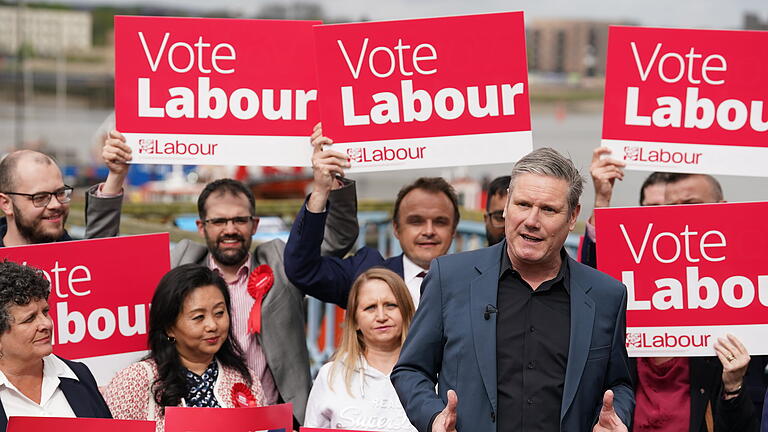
[484,176,510,246]
[284,127,460,308]
[663,172,725,205]
[392,147,634,432]
[100,128,359,425]
[0,149,124,247]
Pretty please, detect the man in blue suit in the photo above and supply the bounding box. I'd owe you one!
[391,148,634,432]
[284,124,459,308]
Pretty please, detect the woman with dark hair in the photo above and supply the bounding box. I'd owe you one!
[0,261,111,431]
[104,264,264,431]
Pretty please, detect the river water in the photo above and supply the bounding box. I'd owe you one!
[1,100,767,222]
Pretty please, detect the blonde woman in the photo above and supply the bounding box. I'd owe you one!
[304,268,416,432]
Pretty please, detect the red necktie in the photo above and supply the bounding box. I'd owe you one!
[247,265,274,334]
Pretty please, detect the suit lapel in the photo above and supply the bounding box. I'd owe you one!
[469,243,503,412]
[561,260,595,421]
[59,377,90,417]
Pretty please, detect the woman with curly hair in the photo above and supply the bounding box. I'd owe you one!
[0,261,112,431]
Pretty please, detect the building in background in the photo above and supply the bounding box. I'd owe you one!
[527,19,634,77]
[743,12,768,30]
[0,6,92,56]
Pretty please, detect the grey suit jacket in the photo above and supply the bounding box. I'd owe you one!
[169,181,358,424]
[84,184,124,239]
[392,241,634,432]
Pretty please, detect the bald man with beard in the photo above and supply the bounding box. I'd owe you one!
[0,150,124,247]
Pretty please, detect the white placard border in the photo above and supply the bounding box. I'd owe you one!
[602,139,768,177]
[626,324,768,357]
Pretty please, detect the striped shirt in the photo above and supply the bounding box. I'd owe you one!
[208,254,278,405]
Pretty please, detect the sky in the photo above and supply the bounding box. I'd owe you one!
[59,0,768,30]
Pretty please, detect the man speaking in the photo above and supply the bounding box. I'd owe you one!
[391,148,634,432]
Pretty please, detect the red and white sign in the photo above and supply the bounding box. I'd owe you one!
[595,203,768,356]
[602,26,768,177]
[8,417,155,432]
[115,16,320,166]
[0,234,170,383]
[165,403,293,432]
[313,12,532,172]
[302,428,373,432]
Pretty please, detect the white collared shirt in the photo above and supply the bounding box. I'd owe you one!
[0,355,78,420]
[402,255,429,308]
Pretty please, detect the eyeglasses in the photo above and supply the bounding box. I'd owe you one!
[486,210,505,228]
[202,216,256,228]
[2,185,73,208]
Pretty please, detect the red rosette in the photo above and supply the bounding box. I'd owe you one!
[247,264,274,334]
[231,382,257,407]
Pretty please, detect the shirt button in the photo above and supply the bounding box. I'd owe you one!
[527,398,534,405]
[527,361,535,369]
[530,326,535,333]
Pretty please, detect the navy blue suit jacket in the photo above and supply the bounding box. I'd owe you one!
[391,241,634,432]
[0,357,112,431]
[284,203,403,308]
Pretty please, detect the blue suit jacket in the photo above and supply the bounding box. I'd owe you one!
[391,241,634,432]
[284,203,404,308]
[0,357,112,431]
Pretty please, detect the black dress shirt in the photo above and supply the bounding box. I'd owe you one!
[496,248,571,432]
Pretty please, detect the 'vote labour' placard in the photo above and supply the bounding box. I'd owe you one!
[595,203,768,356]
[0,233,170,384]
[313,12,532,172]
[115,16,320,166]
[602,26,768,177]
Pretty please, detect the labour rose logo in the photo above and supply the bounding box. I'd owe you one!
[626,332,642,348]
[346,147,363,163]
[138,139,157,154]
[623,146,640,161]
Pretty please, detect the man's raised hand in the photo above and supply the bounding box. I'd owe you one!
[307,122,350,213]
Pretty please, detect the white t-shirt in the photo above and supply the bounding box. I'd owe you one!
[304,357,416,432]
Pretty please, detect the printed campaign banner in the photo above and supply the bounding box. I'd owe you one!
[602,26,768,176]
[115,16,320,166]
[302,428,376,432]
[165,403,293,432]
[0,233,170,384]
[595,202,768,356]
[313,12,532,172]
[8,417,155,432]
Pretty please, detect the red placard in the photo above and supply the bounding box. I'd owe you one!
[115,16,320,166]
[165,403,293,432]
[8,417,155,432]
[0,234,169,382]
[313,12,532,172]
[595,202,768,356]
[302,429,376,432]
[602,26,768,177]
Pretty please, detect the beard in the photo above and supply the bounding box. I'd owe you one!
[206,231,251,267]
[486,230,505,247]
[13,202,68,244]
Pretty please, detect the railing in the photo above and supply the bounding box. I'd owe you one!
[305,212,581,375]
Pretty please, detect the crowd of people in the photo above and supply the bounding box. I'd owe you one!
[0,122,765,432]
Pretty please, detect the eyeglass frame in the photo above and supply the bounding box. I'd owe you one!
[201,215,258,228]
[485,209,505,228]
[1,185,74,208]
